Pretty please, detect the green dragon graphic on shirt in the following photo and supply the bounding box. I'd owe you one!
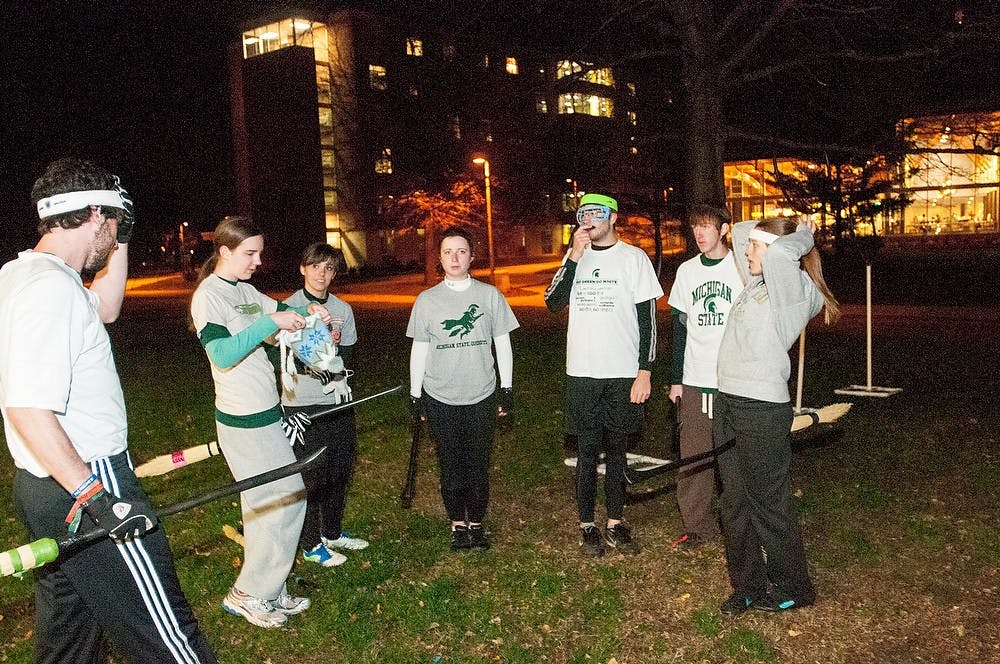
[441,304,484,339]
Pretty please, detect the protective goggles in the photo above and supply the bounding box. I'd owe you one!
[576,204,613,225]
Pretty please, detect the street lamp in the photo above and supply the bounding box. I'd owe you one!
[471,153,495,283]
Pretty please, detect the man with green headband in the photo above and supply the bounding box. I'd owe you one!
[544,193,663,557]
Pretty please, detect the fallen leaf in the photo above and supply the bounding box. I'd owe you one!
[788,629,801,637]
[955,625,965,637]
[676,593,690,602]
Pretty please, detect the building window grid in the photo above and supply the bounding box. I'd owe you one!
[242,18,321,59]
[375,148,393,174]
[557,93,614,117]
[369,64,388,91]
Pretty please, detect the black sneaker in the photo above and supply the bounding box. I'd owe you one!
[450,524,472,551]
[719,592,755,615]
[604,522,640,554]
[671,532,703,551]
[753,591,815,612]
[469,524,490,550]
[580,524,604,557]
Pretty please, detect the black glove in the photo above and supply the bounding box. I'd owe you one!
[498,387,514,416]
[410,394,425,421]
[113,176,135,244]
[294,355,335,385]
[67,484,156,541]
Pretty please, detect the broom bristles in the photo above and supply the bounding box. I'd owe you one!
[791,402,853,432]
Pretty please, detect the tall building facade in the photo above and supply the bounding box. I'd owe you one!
[229,7,656,274]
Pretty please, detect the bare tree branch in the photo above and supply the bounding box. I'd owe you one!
[720,0,800,80]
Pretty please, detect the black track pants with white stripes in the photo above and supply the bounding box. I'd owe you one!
[13,451,216,664]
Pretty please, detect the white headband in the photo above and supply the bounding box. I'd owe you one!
[37,190,126,220]
[749,228,779,245]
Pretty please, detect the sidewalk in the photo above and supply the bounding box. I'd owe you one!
[125,261,566,308]
[124,264,1000,322]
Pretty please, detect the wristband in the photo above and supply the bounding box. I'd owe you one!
[65,480,106,532]
[71,473,100,499]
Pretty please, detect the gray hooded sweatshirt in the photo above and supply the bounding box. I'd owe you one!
[718,220,824,403]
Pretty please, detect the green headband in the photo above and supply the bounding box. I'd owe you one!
[578,193,618,211]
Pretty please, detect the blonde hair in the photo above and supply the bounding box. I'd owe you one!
[754,217,840,325]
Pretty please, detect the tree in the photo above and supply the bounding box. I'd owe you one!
[592,0,1000,220]
[385,177,485,284]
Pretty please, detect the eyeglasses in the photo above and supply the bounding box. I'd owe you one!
[576,204,612,225]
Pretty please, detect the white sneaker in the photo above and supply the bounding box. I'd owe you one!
[322,531,369,551]
[270,591,311,615]
[303,542,347,567]
[222,587,287,628]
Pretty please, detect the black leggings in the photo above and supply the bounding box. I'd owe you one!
[424,393,497,523]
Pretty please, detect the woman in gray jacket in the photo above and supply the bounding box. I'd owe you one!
[714,217,839,615]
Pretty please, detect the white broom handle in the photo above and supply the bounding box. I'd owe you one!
[796,328,805,412]
[866,262,874,389]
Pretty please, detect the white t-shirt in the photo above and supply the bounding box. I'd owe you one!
[566,241,663,378]
[190,275,280,416]
[667,252,744,389]
[0,251,127,477]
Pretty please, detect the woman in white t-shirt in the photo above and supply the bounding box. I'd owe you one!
[190,216,330,629]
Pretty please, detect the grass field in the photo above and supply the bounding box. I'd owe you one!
[1,253,999,662]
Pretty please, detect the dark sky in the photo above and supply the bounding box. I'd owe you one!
[3,1,997,263]
[0,1,270,262]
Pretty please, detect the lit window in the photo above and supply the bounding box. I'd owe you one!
[506,57,518,74]
[483,54,490,68]
[556,60,582,79]
[406,38,423,56]
[369,65,387,91]
[628,111,637,126]
[318,107,333,146]
[630,146,639,155]
[536,97,548,113]
[321,149,336,188]
[584,67,614,86]
[627,82,636,96]
[443,43,455,60]
[450,116,461,139]
[557,93,613,117]
[409,85,420,97]
[316,65,331,104]
[242,18,320,59]
[375,148,393,174]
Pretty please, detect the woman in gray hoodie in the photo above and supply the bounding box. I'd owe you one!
[714,217,840,615]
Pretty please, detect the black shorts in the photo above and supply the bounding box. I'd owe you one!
[564,375,642,437]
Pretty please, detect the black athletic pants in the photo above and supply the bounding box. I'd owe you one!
[713,393,815,602]
[424,393,496,523]
[565,376,641,523]
[284,405,357,549]
[13,451,216,664]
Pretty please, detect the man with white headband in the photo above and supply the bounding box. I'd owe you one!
[545,192,663,557]
[0,158,216,662]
